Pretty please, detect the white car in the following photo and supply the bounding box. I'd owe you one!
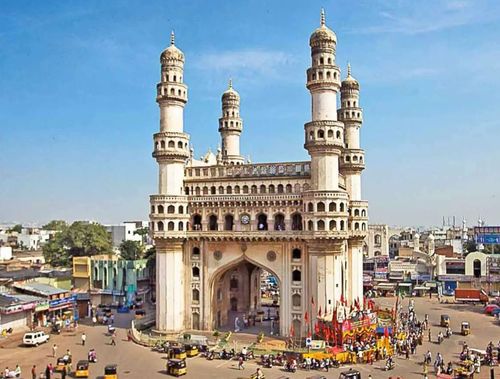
[23,331,50,346]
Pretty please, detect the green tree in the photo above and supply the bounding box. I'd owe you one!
[464,240,477,254]
[7,224,22,233]
[133,227,149,244]
[42,221,112,267]
[119,240,144,260]
[42,220,68,231]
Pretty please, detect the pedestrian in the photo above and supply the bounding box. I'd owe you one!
[92,315,97,326]
[111,331,116,346]
[428,328,431,342]
[31,365,37,379]
[52,343,58,358]
[61,365,66,379]
[81,332,86,346]
[238,356,244,370]
[45,365,51,379]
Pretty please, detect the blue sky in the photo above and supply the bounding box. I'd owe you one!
[1,0,500,227]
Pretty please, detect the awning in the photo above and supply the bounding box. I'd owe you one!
[398,283,412,287]
[374,283,396,290]
[414,286,429,291]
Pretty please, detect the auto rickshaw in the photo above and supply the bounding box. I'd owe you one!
[166,359,186,376]
[339,368,362,379]
[440,314,450,327]
[56,356,71,372]
[184,344,199,357]
[104,364,118,379]
[169,347,187,360]
[75,360,89,378]
[461,321,470,336]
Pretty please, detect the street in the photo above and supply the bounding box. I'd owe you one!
[0,297,498,378]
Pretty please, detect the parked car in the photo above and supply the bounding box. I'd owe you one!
[23,331,50,346]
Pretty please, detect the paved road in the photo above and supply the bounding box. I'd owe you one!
[0,297,498,378]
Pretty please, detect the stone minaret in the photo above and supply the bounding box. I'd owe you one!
[304,9,349,316]
[151,31,189,332]
[219,80,244,165]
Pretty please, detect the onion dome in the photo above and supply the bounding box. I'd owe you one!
[309,9,337,46]
[160,31,184,64]
[222,79,240,102]
[342,63,359,90]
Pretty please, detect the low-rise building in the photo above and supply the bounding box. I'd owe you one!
[105,221,148,249]
[0,293,45,331]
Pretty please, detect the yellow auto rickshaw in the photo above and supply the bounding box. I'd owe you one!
[75,360,89,378]
[56,356,71,372]
[184,344,199,357]
[169,347,187,360]
[339,368,362,379]
[104,364,118,379]
[440,314,450,327]
[461,321,470,336]
[166,359,186,377]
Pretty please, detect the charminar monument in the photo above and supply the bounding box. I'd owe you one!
[150,9,368,336]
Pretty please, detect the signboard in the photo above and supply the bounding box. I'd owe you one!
[438,275,473,281]
[49,296,75,308]
[476,235,500,244]
[35,303,49,312]
[305,337,312,347]
[374,272,387,279]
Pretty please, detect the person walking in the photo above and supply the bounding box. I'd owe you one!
[81,332,86,346]
[111,331,116,346]
[61,365,67,379]
[52,344,58,358]
[31,365,37,379]
[44,365,51,379]
[238,356,244,370]
[428,328,432,342]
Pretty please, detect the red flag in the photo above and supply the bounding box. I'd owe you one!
[311,296,315,307]
[355,298,360,310]
[289,323,295,337]
[340,293,345,305]
[304,311,309,323]
[384,327,389,338]
[318,306,322,318]
[307,330,312,338]
[324,327,330,344]
[314,322,320,336]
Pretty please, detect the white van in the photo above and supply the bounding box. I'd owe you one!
[23,331,49,346]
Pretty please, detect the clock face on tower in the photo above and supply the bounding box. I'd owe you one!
[241,215,250,225]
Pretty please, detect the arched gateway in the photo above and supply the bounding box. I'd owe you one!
[150,10,368,336]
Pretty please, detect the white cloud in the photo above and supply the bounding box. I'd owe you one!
[193,49,298,84]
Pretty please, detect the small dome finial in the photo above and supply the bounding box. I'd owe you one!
[170,30,175,45]
[229,78,233,89]
[320,8,326,26]
[347,62,351,76]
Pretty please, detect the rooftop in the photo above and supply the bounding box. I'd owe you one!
[13,282,68,296]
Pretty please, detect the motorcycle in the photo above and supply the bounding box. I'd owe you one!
[385,360,395,371]
[88,349,97,363]
[284,362,297,373]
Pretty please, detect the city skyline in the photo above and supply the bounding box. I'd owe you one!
[2,0,500,226]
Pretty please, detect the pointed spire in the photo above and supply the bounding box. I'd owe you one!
[170,30,175,45]
[320,8,326,26]
[228,78,233,90]
[347,62,351,76]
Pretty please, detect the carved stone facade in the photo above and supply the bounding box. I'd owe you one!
[151,11,368,335]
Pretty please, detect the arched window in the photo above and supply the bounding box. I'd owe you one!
[151,205,155,214]
[329,202,336,212]
[374,235,382,245]
[354,222,360,231]
[192,247,200,257]
[308,202,314,212]
[326,71,331,79]
[329,220,336,230]
[339,203,345,212]
[292,293,301,307]
[157,221,164,231]
[317,220,325,231]
[195,187,201,195]
[260,184,266,193]
[156,205,163,214]
[218,186,224,194]
[361,209,366,217]
[192,289,200,303]
[328,57,332,64]
[362,223,366,231]
[168,140,175,148]
[292,248,301,260]
[277,184,284,193]
[318,129,325,138]
[286,184,292,193]
[178,221,183,231]
[234,185,240,194]
[177,141,183,148]
[103,267,108,287]
[328,130,333,138]
[167,205,175,214]
[168,221,175,231]
[340,220,345,231]
[274,213,285,231]
[309,131,314,141]
[211,186,216,194]
[354,209,359,216]
[209,215,218,231]
[226,186,232,194]
[317,202,325,212]
[178,205,184,214]
[242,185,249,194]
[251,185,258,194]
[336,130,341,139]
[224,214,234,231]
[257,214,268,230]
[203,186,208,195]
[230,275,238,289]
[170,88,175,95]
[269,184,275,193]
[308,220,314,231]
[193,214,202,230]
[292,269,302,282]
[192,266,200,278]
[160,141,165,149]
[292,213,303,231]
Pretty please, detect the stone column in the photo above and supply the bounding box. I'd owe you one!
[347,238,364,307]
